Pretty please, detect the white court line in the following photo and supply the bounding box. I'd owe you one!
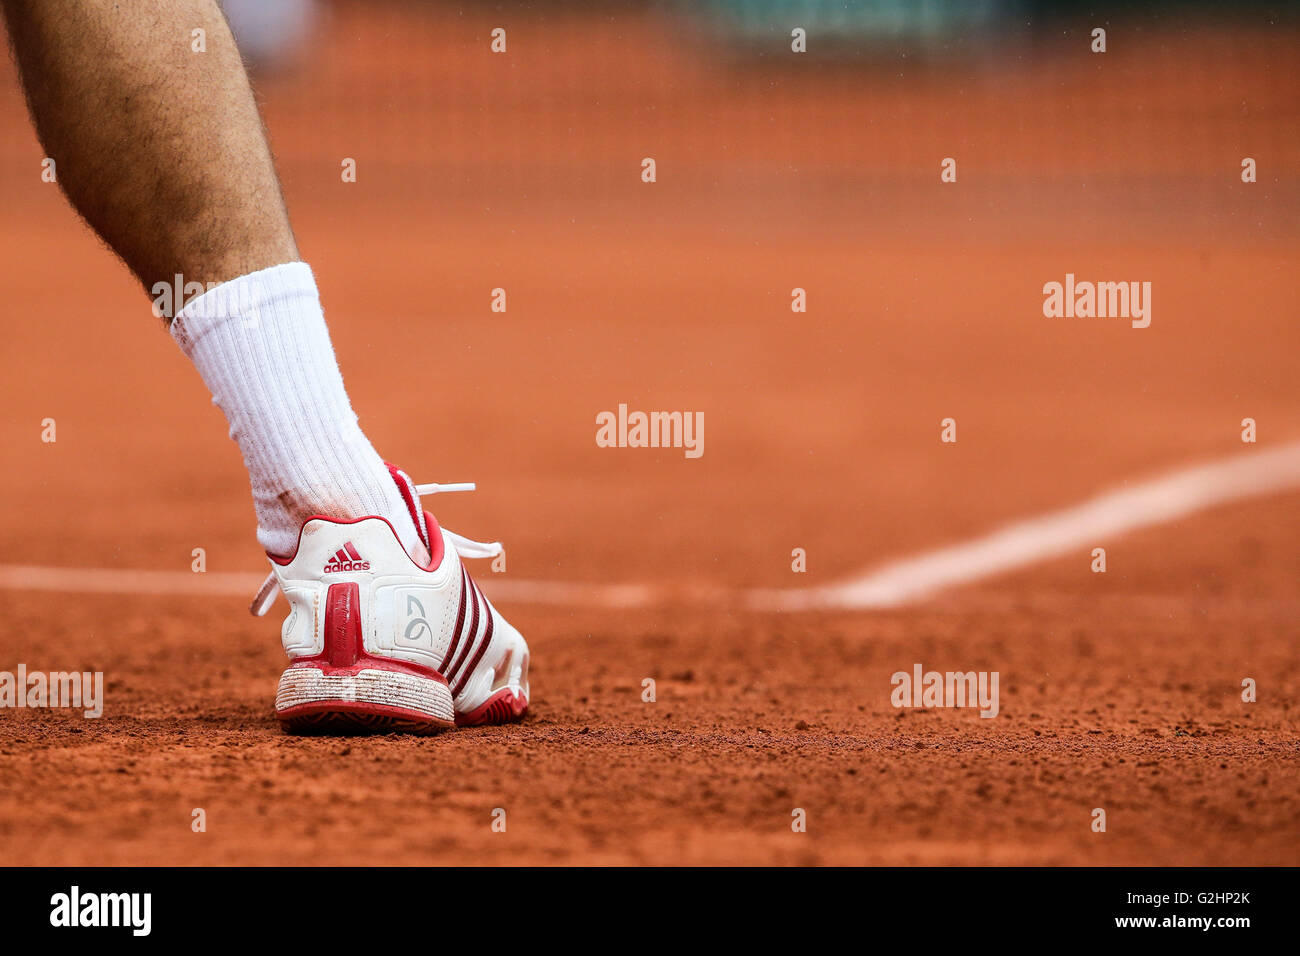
[748,441,1300,610]
[0,565,659,609]
[0,443,1297,612]
[0,566,266,597]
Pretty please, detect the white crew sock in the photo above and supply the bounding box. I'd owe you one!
[170,261,423,558]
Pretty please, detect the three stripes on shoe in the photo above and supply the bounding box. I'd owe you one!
[444,566,494,697]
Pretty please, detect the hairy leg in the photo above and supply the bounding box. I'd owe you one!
[0,0,426,560]
[0,0,297,296]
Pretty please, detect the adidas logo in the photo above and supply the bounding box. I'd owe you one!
[323,542,371,573]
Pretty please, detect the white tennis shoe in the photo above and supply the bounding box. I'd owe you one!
[251,465,530,734]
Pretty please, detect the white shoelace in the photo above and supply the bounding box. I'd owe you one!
[250,481,503,617]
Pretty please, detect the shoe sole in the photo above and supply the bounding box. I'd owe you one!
[276,665,456,735]
[456,686,530,727]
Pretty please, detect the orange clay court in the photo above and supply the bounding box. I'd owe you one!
[0,3,1297,865]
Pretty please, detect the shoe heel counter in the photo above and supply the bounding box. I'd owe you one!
[280,515,412,580]
[273,516,407,660]
[279,582,320,658]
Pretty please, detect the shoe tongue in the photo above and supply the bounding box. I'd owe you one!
[385,462,431,556]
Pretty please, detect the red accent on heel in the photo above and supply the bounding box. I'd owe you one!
[325,582,361,667]
[456,688,529,727]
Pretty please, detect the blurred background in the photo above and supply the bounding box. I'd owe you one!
[0,0,1297,869]
[0,0,1296,590]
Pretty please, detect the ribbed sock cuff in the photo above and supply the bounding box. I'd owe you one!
[170,260,315,355]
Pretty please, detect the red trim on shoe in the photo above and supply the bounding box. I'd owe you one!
[282,649,447,683]
[385,462,432,554]
[266,511,444,573]
[439,565,470,679]
[444,569,481,686]
[325,582,361,666]
[422,511,445,570]
[283,643,447,683]
[455,688,528,727]
[278,699,453,734]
